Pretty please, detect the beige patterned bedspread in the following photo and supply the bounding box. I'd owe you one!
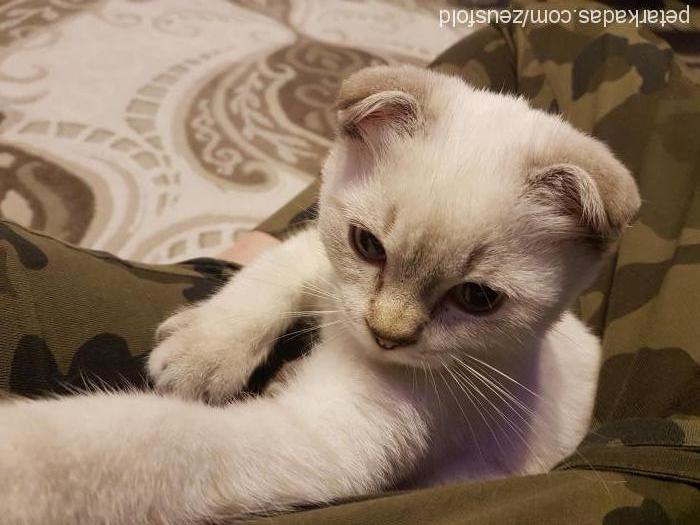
[0,0,468,263]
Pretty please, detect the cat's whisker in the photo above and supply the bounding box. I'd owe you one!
[427,365,443,418]
[299,288,339,305]
[259,199,318,223]
[411,364,417,399]
[249,253,338,295]
[219,272,337,303]
[309,316,353,347]
[451,358,542,434]
[262,320,341,347]
[455,362,549,473]
[564,448,614,499]
[300,281,340,300]
[459,361,599,481]
[303,267,338,290]
[460,370,552,476]
[317,324,353,348]
[443,364,509,461]
[449,365,521,453]
[419,362,431,410]
[224,265,341,303]
[548,326,588,352]
[451,358,538,418]
[276,309,341,319]
[459,360,559,436]
[166,309,333,329]
[464,360,611,495]
[437,360,487,467]
[457,353,545,402]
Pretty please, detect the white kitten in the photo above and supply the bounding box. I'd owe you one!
[0,66,639,524]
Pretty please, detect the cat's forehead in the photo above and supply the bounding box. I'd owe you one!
[343,180,508,270]
[375,148,524,234]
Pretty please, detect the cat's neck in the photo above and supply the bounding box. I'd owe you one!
[317,315,549,482]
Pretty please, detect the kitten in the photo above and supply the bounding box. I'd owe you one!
[0,66,639,524]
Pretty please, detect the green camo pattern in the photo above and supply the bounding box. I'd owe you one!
[0,221,238,397]
[1,1,699,523]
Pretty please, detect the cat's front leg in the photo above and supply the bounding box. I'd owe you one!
[1,349,428,524]
[148,227,331,402]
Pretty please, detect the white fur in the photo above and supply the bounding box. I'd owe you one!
[0,67,638,524]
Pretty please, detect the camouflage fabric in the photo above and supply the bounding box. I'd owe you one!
[1,0,699,523]
[0,220,238,397]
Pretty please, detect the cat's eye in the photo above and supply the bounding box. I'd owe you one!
[451,282,503,314]
[350,225,386,263]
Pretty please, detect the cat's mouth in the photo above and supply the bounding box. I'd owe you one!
[373,335,404,350]
[354,322,447,369]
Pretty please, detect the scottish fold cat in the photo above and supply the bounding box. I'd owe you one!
[0,66,639,524]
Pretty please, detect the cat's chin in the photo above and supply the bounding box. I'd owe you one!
[387,349,448,370]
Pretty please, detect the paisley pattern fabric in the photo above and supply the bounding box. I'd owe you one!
[0,0,468,263]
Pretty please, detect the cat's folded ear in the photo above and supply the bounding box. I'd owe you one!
[336,66,430,151]
[528,132,641,247]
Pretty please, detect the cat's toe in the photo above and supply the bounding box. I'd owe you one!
[155,308,198,343]
[148,336,198,395]
[149,350,212,400]
[147,335,177,380]
[200,368,250,404]
[148,335,247,403]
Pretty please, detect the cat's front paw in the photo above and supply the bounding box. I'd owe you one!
[148,306,267,403]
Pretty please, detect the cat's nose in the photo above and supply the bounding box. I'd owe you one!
[365,320,422,350]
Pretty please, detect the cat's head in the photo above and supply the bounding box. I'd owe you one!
[317,65,640,368]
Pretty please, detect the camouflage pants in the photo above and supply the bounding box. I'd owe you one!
[1,1,699,523]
